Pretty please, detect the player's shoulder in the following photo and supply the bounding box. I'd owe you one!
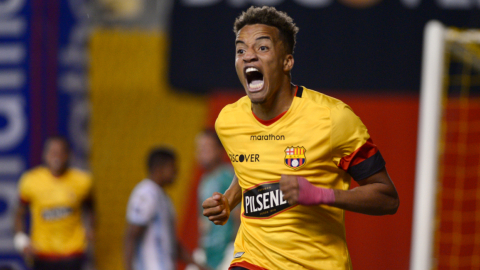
[22,166,45,176]
[217,95,250,117]
[300,86,347,110]
[299,86,357,121]
[67,168,92,186]
[131,179,158,198]
[68,167,91,179]
[20,166,49,182]
[215,95,250,127]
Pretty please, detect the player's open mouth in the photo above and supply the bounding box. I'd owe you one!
[245,67,264,92]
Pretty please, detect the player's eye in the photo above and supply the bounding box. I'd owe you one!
[259,46,268,51]
[237,49,245,54]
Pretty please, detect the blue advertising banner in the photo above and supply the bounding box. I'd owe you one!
[57,0,90,170]
[169,0,480,93]
[0,0,89,268]
[0,0,32,268]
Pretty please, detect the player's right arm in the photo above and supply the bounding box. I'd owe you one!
[124,223,146,270]
[124,187,155,270]
[14,173,35,258]
[13,201,35,257]
[202,174,241,225]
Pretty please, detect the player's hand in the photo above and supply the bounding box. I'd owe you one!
[22,244,36,258]
[202,192,230,225]
[279,174,299,205]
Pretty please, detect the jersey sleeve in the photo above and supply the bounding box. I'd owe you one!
[18,172,33,204]
[77,171,93,201]
[126,189,156,225]
[330,104,386,181]
[84,174,93,200]
[215,109,227,147]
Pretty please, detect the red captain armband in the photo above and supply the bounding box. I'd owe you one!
[297,177,335,206]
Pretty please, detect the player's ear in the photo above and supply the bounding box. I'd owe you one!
[283,54,294,72]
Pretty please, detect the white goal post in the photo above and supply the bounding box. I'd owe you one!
[410,21,480,270]
[410,20,445,270]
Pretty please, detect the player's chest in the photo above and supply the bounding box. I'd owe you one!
[33,179,81,207]
[223,119,331,175]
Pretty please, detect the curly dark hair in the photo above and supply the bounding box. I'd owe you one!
[233,6,299,54]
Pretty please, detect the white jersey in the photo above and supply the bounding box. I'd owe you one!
[126,179,176,270]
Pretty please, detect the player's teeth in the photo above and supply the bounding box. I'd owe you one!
[249,80,264,90]
[246,67,259,73]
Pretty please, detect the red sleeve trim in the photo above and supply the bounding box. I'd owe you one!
[36,252,85,260]
[338,138,378,171]
[19,197,29,204]
[230,261,268,270]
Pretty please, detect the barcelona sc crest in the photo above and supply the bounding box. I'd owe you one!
[284,146,306,170]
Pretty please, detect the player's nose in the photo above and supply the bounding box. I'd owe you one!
[243,48,258,63]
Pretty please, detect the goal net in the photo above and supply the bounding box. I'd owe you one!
[411,21,480,270]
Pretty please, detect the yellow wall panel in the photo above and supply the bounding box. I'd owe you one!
[89,29,207,270]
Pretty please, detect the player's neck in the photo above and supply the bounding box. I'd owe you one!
[252,83,296,121]
[48,167,68,178]
[149,177,164,188]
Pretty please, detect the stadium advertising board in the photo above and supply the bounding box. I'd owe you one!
[0,0,89,268]
[169,0,480,93]
[0,0,31,269]
[57,0,90,169]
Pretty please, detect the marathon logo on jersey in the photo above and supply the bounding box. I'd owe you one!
[243,182,292,218]
[250,134,285,141]
[229,153,260,163]
[42,207,74,221]
[284,146,307,170]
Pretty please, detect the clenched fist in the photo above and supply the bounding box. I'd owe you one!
[279,174,300,205]
[202,192,231,225]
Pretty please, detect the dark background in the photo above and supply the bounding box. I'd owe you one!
[169,0,480,93]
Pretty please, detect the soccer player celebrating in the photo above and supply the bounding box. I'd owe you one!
[202,6,399,270]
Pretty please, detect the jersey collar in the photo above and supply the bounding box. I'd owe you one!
[251,85,300,126]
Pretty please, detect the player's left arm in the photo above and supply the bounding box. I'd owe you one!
[281,103,399,215]
[280,169,399,215]
[332,168,399,215]
[82,191,95,241]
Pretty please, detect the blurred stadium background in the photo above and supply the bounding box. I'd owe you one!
[0,0,479,269]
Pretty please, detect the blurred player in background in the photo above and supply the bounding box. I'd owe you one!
[202,6,400,270]
[124,147,209,270]
[14,136,94,270]
[195,129,238,270]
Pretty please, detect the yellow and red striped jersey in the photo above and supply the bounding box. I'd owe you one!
[215,86,385,270]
